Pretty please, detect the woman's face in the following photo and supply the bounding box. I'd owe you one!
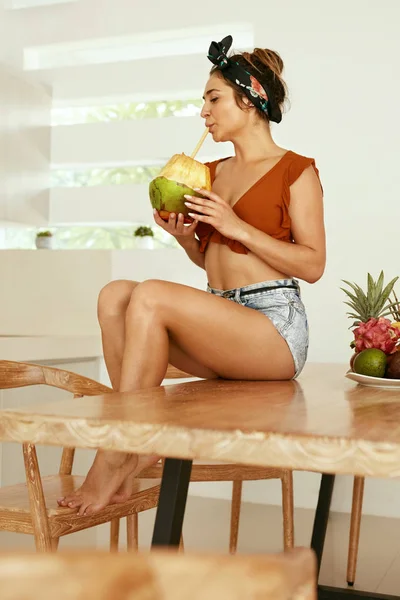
[200,73,252,142]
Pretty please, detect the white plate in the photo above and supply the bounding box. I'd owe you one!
[346,370,400,389]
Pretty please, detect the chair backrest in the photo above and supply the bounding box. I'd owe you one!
[0,360,192,391]
[0,548,316,600]
[0,359,113,477]
[0,360,112,394]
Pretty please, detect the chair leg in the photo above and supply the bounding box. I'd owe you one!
[229,480,243,554]
[127,513,138,551]
[51,538,60,552]
[347,476,365,586]
[179,534,184,552]
[110,518,120,552]
[23,444,52,552]
[281,470,294,550]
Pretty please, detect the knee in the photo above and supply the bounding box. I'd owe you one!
[126,279,165,318]
[97,280,139,322]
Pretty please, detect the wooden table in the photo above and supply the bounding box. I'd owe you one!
[1,363,399,600]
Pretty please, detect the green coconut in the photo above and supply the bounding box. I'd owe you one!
[149,153,211,222]
[149,178,202,221]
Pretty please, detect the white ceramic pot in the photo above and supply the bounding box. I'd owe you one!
[135,236,154,249]
[35,236,53,249]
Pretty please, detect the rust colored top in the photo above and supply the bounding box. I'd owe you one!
[196,150,321,254]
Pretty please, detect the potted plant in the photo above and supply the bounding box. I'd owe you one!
[35,230,54,250]
[133,225,154,249]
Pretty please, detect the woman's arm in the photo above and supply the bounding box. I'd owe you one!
[236,166,326,284]
[153,210,206,270]
[178,236,206,270]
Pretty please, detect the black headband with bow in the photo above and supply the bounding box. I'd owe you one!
[207,35,282,124]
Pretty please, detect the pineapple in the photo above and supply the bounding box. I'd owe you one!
[149,153,211,223]
[341,271,400,328]
[388,290,400,328]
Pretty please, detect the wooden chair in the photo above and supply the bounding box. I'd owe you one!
[0,547,317,599]
[0,360,161,552]
[144,364,295,553]
[347,476,365,586]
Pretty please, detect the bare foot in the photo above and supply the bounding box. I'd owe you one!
[110,455,160,504]
[57,451,139,516]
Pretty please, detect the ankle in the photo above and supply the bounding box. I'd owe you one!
[99,450,132,469]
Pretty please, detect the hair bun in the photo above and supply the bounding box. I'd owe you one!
[247,48,284,77]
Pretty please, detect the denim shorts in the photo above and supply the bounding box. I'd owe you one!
[206,278,309,378]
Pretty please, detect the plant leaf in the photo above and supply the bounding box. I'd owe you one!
[342,281,368,315]
[375,277,399,315]
[367,272,376,308]
[381,276,399,302]
[340,288,359,306]
[345,312,363,319]
[343,301,360,312]
[370,271,384,312]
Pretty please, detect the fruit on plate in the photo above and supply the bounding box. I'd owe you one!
[353,317,400,354]
[149,154,211,223]
[353,348,387,378]
[341,271,399,328]
[386,351,400,379]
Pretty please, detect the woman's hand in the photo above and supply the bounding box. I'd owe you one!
[184,188,244,240]
[153,208,198,248]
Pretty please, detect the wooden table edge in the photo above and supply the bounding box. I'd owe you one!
[1,410,400,478]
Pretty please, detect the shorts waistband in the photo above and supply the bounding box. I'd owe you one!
[207,278,300,300]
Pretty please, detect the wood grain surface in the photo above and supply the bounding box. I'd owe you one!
[1,363,399,477]
[0,548,316,599]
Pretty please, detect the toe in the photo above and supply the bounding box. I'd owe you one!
[62,495,75,505]
[67,497,83,509]
[81,504,92,516]
[85,503,103,516]
[77,501,92,517]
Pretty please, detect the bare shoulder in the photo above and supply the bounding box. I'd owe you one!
[291,164,321,188]
[287,151,322,194]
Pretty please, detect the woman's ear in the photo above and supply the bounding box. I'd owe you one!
[242,96,254,110]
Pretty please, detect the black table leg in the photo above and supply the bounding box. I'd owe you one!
[151,458,192,547]
[312,474,400,600]
[311,473,335,576]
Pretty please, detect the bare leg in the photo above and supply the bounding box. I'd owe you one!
[118,279,295,389]
[58,280,217,514]
[62,278,294,516]
[58,281,158,513]
[98,280,136,390]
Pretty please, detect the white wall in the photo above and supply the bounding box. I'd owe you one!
[0,250,111,335]
[0,64,51,225]
[0,249,207,336]
[49,184,154,225]
[51,117,232,167]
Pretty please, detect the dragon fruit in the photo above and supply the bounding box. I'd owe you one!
[353,317,400,354]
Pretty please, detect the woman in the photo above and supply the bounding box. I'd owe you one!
[58,35,325,516]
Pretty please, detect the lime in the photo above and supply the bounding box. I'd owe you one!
[353,349,387,378]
